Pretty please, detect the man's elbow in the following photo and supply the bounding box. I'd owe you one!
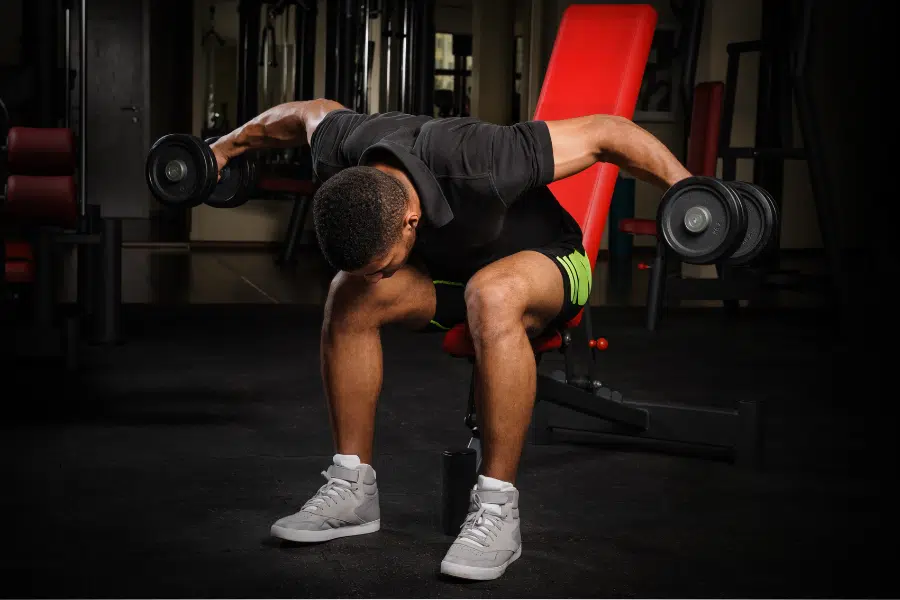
[590,114,632,156]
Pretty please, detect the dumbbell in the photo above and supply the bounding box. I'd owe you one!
[656,176,779,265]
[145,133,258,209]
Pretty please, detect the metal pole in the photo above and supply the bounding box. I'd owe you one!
[680,0,705,162]
[414,0,435,116]
[399,0,409,113]
[34,228,56,331]
[237,0,248,121]
[64,5,71,129]
[339,0,356,108]
[404,0,414,114]
[77,204,99,318]
[325,0,339,100]
[361,0,370,112]
[298,1,317,100]
[79,0,87,218]
[94,216,122,345]
[380,0,391,111]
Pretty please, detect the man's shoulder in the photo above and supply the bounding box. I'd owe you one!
[310,110,440,179]
[415,117,499,178]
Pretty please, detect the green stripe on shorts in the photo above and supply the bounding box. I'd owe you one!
[556,250,592,307]
[556,255,577,304]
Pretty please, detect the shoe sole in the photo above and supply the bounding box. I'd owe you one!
[270,519,381,543]
[440,545,522,581]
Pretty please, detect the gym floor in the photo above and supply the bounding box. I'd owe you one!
[1,248,890,598]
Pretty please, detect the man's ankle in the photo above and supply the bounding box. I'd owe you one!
[476,474,515,491]
[333,453,362,469]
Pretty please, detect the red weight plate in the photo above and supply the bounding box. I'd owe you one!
[7,127,76,175]
[4,175,78,228]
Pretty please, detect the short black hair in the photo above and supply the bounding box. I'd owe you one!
[312,166,409,272]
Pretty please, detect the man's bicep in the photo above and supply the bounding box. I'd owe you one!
[545,116,604,182]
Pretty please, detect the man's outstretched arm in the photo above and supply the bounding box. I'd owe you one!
[211,98,345,167]
[546,114,692,189]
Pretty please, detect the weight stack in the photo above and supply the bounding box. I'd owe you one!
[440,448,477,535]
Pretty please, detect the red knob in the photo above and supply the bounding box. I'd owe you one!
[595,338,609,350]
[638,262,651,270]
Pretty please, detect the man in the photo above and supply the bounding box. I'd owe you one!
[210,98,691,580]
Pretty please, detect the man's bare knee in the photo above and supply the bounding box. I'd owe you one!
[325,268,435,334]
[324,271,386,333]
[464,273,528,345]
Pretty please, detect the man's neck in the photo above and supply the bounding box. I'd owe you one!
[371,161,422,216]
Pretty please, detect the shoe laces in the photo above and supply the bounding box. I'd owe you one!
[458,497,503,547]
[301,471,354,512]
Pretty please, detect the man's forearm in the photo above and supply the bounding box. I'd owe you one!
[212,98,344,159]
[596,116,692,189]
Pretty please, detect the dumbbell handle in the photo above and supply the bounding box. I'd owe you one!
[159,155,317,199]
[204,149,316,195]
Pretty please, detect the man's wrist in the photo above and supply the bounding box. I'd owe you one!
[212,132,243,159]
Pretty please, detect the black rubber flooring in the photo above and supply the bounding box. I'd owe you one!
[0,305,892,598]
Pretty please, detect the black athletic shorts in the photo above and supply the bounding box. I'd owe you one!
[419,238,593,333]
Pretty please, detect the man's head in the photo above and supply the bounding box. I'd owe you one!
[312,166,419,281]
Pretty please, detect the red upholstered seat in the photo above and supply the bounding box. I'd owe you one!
[616,81,725,241]
[443,4,657,358]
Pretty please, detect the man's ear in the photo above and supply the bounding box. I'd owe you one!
[405,212,419,231]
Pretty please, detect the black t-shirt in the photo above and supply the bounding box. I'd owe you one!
[309,109,583,278]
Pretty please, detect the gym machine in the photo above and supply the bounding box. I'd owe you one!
[1,103,122,369]
[2,0,124,370]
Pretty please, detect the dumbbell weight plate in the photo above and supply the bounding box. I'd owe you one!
[203,137,253,209]
[657,176,747,265]
[145,134,217,208]
[725,181,779,265]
